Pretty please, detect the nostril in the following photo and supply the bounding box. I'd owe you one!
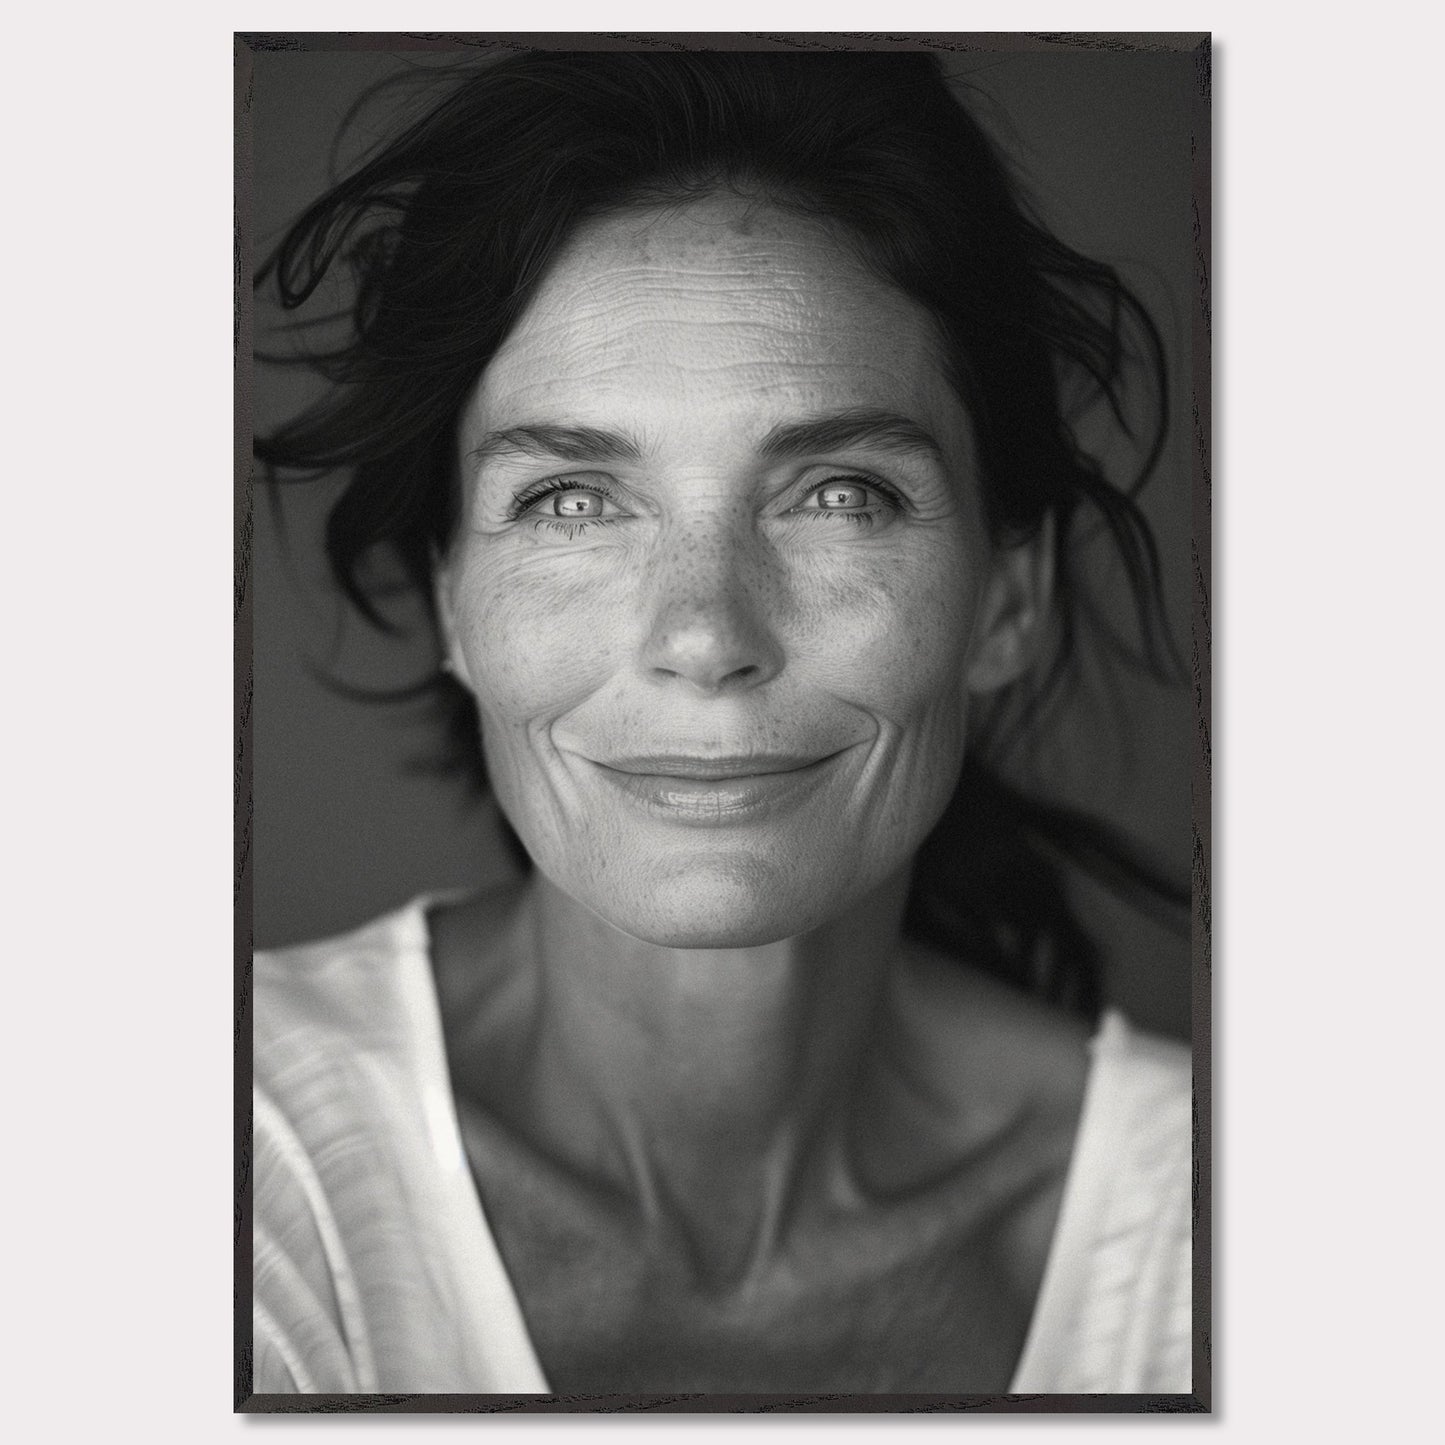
[648,658,765,693]
[650,661,759,690]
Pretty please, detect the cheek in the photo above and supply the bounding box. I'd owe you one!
[451,526,983,744]
[451,545,631,723]
[791,538,979,725]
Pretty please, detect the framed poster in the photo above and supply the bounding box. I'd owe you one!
[236,30,1210,1414]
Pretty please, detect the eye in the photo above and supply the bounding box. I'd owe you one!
[789,475,903,522]
[505,475,629,525]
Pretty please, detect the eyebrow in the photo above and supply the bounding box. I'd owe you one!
[465,408,943,469]
[465,423,644,468]
[756,408,945,464]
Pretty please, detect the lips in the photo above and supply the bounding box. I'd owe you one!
[584,748,849,824]
[596,752,830,781]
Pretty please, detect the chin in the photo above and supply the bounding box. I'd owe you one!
[580,849,855,950]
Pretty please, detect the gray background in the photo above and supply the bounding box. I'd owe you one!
[249,44,1197,1039]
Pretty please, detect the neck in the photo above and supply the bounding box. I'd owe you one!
[495,869,911,1279]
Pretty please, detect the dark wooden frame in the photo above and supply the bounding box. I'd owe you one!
[234,29,1212,1415]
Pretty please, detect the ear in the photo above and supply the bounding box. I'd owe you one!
[965,514,1056,696]
[431,548,476,691]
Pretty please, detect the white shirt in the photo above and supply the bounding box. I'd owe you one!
[251,900,1194,1396]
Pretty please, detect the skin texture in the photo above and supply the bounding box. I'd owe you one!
[430,195,1085,1391]
[441,194,1048,948]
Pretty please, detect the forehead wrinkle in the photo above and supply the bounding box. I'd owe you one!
[508,226,916,353]
[502,294,840,362]
[495,348,923,400]
[570,263,848,319]
[468,199,970,475]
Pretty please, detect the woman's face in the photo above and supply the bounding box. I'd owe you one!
[443,195,1046,947]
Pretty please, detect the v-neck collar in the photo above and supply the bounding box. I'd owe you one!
[401,894,1120,1395]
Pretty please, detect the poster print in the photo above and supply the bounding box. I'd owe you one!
[236,30,1210,1414]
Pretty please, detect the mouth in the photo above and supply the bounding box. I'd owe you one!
[597,752,831,781]
[585,748,850,824]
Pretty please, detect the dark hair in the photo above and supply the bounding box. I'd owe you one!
[255,50,1187,1017]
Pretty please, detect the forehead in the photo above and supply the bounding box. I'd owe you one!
[466,195,962,443]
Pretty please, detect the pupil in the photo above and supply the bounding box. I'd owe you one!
[821,486,862,508]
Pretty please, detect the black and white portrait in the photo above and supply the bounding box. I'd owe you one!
[239,33,1209,1411]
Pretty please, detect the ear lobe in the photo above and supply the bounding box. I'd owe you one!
[431,552,475,691]
[965,516,1055,696]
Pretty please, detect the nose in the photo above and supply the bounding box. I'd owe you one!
[639,516,786,695]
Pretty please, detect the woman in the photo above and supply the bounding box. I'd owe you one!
[249,47,1196,1400]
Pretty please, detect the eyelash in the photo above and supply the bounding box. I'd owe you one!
[790,476,905,529]
[503,474,905,532]
[503,476,620,523]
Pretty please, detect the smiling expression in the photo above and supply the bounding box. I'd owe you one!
[440,194,1046,947]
